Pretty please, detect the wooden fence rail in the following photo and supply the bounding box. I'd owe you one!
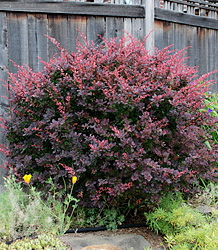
[0,0,218,183]
[162,0,218,18]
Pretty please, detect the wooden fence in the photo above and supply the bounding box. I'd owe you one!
[154,0,218,93]
[0,0,218,183]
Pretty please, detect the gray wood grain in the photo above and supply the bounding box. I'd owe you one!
[163,21,175,49]
[154,19,164,49]
[27,13,48,72]
[106,17,124,40]
[196,28,208,82]
[144,0,154,52]
[68,15,87,53]
[0,12,8,184]
[35,14,48,71]
[86,16,105,45]
[185,25,197,68]
[48,14,69,59]
[174,23,186,51]
[27,14,38,71]
[208,29,217,92]
[131,17,145,41]
[123,17,132,40]
[7,12,29,73]
[0,2,145,18]
[155,8,218,30]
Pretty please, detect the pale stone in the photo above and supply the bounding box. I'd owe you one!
[81,243,122,250]
[197,205,212,214]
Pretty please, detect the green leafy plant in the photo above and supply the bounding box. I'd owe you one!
[145,191,218,249]
[201,91,218,148]
[192,179,218,207]
[45,176,79,235]
[71,205,125,230]
[145,192,206,236]
[165,220,218,250]
[0,174,79,242]
[0,232,72,250]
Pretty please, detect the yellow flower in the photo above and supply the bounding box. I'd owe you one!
[72,176,77,184]
[23,174,32,184]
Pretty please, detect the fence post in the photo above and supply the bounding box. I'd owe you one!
[143,0,154,53]
[0,12,9,187]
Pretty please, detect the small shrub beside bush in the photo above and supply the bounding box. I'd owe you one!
[145,191,218,249]
[0,175,78,242]
[1,33,218,208]
[201,91,218,147]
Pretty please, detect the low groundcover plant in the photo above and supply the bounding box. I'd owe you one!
[0,32,218,211]
[0,232,72,250]
[145,191,218,249]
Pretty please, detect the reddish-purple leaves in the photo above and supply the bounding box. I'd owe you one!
[1,33,218,207]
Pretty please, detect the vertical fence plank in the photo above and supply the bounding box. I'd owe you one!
[123,17,132,46]
[154,19,164,49]
[143,0,154,53]
[7,12,29,73]
[106,17,124,39]
[35,14,49,72]
[48,14,69,59]
[208,29,217,92]
[27,14,39,71]
[174,23,186,51]
[216,31,218,92]
[131,18,145,41]
[68,15,87,53]
[162,21,175,50]
[186,25,197,68]
[86,16,105,45]
[197,27,208,82]
[124,17,132,37]
[0,12,8,186]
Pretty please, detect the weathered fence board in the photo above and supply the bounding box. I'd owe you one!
[48,14,69,57]
[35,14,49,72]
[0,2,145,17]
[106,17,125,39]
[68,15,87,53]
[87,16,105,43]
[0,11,8,185]
[8,12,29,73]
[155,8,218,30]
[154,18,218,92]
[186,25,198,68]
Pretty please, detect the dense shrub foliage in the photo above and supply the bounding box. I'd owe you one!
[1,34,218,207]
